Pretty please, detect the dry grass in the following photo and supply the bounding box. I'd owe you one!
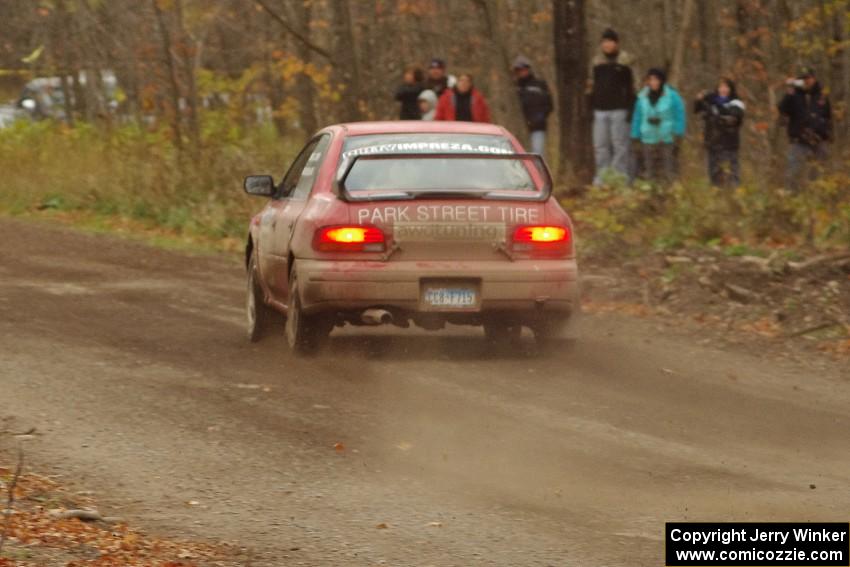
[0,119,297,243]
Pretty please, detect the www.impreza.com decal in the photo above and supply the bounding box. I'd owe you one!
[342,141,513,160]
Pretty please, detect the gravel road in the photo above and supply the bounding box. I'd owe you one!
[1,218,848,566]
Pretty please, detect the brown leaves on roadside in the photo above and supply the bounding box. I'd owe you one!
[0,467,234,566]
[817,339,850,358]
[738,317,781,337]
[582,300,653,317]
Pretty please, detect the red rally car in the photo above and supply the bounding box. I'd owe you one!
[243,121,579,353]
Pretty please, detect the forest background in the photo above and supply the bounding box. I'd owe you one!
[0,0,847,253]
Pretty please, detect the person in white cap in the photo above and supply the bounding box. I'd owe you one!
[417,89,438,121]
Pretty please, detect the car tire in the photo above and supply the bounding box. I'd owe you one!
[483,319,522,346]
[247,252,279,342]
[285,268,331,355]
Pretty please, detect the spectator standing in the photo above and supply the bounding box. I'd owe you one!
[512,55,553,155]
[425,58,456,98]
[417,89,437,121]
[694,78,745,188]
[630,68,686,184]
[435,73,491,123]
[588,28,636,185]
[778,67,832,191]
[394,66,425,120]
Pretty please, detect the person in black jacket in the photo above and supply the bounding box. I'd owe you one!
[694,78,745,188]
[394,66,425,120]
[512,55,553,155]
[588,28,637,185]
[778,67,832,191]
[425,58,456,98]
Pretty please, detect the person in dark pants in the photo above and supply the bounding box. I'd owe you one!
[512,55,553,155]
[394,66,425,120]
[778,67,832,191]
[694,78,745,188]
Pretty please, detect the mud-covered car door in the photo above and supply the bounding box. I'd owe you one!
[262,134,331,300]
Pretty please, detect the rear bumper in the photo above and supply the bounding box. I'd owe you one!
[297,258,579,315]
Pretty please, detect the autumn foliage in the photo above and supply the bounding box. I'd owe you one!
[0,466,237,566]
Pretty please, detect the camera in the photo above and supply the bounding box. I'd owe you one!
[648,116,661,126]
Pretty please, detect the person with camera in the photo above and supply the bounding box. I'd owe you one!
[778,67,832,191]
[694,78,745,188]
[630,68,686,184]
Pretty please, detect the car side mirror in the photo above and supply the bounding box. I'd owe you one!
[243,175,275,197]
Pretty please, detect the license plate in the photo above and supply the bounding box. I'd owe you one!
[422,286,477,309]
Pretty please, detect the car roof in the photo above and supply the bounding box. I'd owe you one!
[330,121,510,137]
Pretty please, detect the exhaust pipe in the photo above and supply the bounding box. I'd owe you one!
[361,308,393,325]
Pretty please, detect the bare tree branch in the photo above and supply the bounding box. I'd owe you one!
[252,0,334,64]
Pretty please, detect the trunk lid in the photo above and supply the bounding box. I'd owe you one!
[351,200,547,261]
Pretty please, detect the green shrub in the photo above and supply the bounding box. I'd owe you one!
[566,172,850,258]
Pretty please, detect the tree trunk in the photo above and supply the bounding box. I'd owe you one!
[54,0,76,127]
[830,0,849,143]
[661,0,674,71]
[669,0,695,86]
[290,0,318,135]
[552,0,592,183]
[331,0,361,122]
[735,0,774,182]
[473,0,524,136]
[262,13,288,137]
[151,0,185,156]
[175,0,201,153]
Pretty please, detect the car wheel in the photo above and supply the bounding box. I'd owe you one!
[247,252,279,342]
[285,268,330,355]
[483,319,522,346]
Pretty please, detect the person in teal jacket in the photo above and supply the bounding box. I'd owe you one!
[631,68,686,183]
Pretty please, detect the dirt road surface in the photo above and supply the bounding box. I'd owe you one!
[1,218,848,566]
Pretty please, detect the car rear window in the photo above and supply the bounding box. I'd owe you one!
[339,133,542,195]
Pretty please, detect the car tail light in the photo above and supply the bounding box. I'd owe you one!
[513,226,568,243]
[512,225,570,255]
[314,225,386,252]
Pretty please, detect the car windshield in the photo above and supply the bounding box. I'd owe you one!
[339,133,543,195]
